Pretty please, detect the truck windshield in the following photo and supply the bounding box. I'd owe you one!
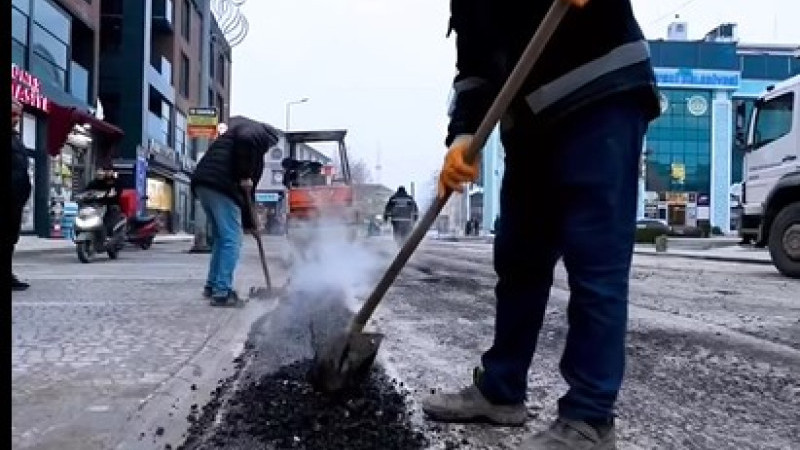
[751,92,794,149]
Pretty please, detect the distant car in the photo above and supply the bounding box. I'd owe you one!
[636,218,670,233]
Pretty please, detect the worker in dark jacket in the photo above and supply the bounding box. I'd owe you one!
[9,98,32,291]
[423,1,661,448]
[190,116,278,306]
[383,186,419,245]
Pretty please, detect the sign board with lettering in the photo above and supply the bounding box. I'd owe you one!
[654,68,741,90]
[256,192,280,203]
[187,107,219,139]
[11,64,50,112]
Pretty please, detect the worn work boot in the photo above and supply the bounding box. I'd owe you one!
[519,417,616,449]
[210,290,245,308]
[422,368,527,426]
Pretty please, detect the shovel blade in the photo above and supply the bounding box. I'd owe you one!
[309,331,384,394]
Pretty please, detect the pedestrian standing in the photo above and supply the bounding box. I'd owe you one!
[424,0,661,448]
[9,98,32,291]
[190,116,278,306]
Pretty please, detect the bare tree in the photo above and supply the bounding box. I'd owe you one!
[349,158,373,184]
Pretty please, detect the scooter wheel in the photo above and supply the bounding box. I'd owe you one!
[77,241,93,264]
[107,249,119,260]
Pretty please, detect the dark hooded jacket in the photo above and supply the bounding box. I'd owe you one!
[384,187,419,222]
[190,116,278,228]
[446,0,660,146]
[12,129,32,207]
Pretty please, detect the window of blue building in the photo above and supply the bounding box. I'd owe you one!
[646,89,713,196]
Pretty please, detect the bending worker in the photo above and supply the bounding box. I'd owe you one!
[190,116,278,306]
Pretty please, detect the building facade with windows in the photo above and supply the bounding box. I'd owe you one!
[11,0,109,237]
[471,22,799,236]
[98,0,232,233]
[642,23,799,233]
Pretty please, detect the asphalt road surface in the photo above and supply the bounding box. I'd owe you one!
[12,236,800,449]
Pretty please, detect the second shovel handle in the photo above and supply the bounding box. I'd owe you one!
[351,0,573,332]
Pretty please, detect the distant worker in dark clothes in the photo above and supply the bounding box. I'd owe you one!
[190,116,278,306]
[9,98,32,291]
[423,0,661,448]
[384,186,419,245]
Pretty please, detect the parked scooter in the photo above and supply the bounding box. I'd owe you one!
[120,190,159,249]
[73,189,126,263]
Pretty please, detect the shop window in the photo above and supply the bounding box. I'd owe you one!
[12,40,27,69]
[30,53,65,89]
[70,61,90,104]
[13,7,28,44]
[181,0,191,41]
[100,16,123,53]
[180,52,190,98]
[217,54,225,86]
[32,0,70,43]
[208,42,215,78]
[175,111,187,158]
[13,0,30,15]
[752,93,794,150]
[32,25,68,69]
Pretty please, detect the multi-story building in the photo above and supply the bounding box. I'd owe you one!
[642,22,799,233]
[11,0,114,237]
[98,0,232,233]
[472,21,799,235]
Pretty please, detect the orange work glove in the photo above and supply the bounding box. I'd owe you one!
[437,134,480,199]
[563,0,590,7]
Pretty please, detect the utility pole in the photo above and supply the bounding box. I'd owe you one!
[285,97,308,131]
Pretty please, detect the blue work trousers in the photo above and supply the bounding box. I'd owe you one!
[195,186,243,297]
[478,95,648,423]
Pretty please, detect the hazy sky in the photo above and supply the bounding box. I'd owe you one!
[230,0,800,192]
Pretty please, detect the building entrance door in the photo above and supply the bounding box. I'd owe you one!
[667,204,686,227]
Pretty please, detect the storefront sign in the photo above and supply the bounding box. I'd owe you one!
[256,192,280,203]
[187,107,219,139]
[11,64,50,112]
[654,68,741,90]
[148,139,179,170]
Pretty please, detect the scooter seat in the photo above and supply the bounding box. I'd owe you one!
[132,215,156,225]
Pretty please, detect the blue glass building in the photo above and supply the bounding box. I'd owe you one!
[475,23,799,234]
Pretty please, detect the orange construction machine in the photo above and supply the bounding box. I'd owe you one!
[281,130,359,252]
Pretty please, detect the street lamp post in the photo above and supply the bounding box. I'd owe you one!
[285,97,309,131]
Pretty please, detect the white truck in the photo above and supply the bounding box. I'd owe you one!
[739,74,800,278]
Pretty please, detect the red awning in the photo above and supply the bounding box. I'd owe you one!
[47,102,124,156]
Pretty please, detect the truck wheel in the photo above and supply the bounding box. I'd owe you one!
[768,201,800,279]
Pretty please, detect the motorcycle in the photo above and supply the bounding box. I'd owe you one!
[73,189,127,263]
[127,214,159,249]
[120,191,159,249]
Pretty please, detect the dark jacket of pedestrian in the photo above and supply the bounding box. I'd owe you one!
[190,116,278,228]
[12,129,32,209]
[446,0,660,146]
[384,186,419,222]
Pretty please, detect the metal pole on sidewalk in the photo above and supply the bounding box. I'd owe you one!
[190,0,213,254]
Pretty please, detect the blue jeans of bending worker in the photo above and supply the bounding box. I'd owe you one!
[195,186,243,298]
[477,95,648,423]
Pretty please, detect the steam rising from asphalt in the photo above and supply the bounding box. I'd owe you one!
[280,217,387,353]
